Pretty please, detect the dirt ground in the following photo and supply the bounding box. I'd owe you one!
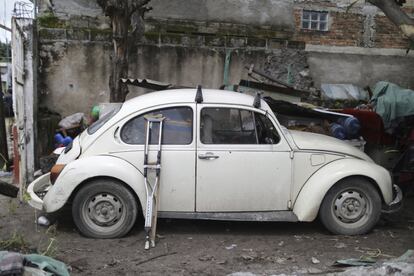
[0,192,413,276]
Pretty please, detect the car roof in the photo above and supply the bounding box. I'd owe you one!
[122,89,260,110]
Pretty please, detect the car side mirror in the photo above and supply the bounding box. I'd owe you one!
[265,137,274,144]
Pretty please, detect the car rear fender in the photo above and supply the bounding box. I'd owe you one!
[43,155,146,214]
[293,158,392,222]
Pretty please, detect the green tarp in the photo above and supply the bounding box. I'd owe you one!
[371,81,414,131]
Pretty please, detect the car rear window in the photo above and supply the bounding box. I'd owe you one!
[87,105,122,135]
[121,107,193,145]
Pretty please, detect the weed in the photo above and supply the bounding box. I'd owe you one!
[22,192,31,203]
[37,224,59,258]
[41,238,58,258]
[0,232,29,251]
[8,199,17,214]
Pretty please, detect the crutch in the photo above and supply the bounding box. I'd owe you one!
[143,115,165,250]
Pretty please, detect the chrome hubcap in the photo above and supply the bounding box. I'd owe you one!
[334,190,367,223]
[86,194,123,226]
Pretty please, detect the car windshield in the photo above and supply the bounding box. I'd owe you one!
[87,105,122,135]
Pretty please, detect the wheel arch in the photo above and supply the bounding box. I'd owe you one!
[292,158,392,222]
[69,175,144,217]
[42,155,147,214]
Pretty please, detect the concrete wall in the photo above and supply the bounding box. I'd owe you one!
[148,0,294,29]
[38,40,308,114]
[39,42,111,116]
[40,0,294,29]
[307,46,414,89]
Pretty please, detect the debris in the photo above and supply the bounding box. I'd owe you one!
[37,216,50,227]
[198,255,214,261]
[320,83,368,101]
[355,247,395,258]
[58,112,85,130]
[311,257,320,264]
[25,253,70,276]
[39,154,59,174]
[0,181,18,198]
[225,244,237,250]
[134,252,177,266]
[388,231,396,238]
[241,254,255,261]
[227,272,257,276]
[105,258,121,267]
[278,241,284,247]
[34,170,43,177]
[217,260,227,265]
[69,258,88,272]
[335,242,347,249]
[0,251,24,275]
[0,171,12,177]
[334,258,376,267]
[307,267,324,274]
[275,257,287,264]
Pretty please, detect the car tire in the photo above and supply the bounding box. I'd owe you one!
[319,177,381,235]
[72,179,138,238]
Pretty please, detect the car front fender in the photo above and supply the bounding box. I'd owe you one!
[43,155,146,214]
[293,158,392,222]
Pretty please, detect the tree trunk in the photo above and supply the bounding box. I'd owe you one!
[368,0,414,43]
[0,73,9,170]
[109,12,130,103]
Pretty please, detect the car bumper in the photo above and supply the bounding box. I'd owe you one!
[382,184,403,213]
[27,173,51,211]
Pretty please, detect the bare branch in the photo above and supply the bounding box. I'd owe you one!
[368,0,414,43]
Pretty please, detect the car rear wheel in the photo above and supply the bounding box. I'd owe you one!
[72,179,138,238]
[319,177,381,235]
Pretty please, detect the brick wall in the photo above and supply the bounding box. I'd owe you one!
[292,5,411,49]
[375,15,411,48]
[292,8,364,47]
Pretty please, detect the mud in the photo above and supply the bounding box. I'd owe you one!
[0,195,413,275]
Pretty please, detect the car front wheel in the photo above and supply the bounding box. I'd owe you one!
[319,177,381,235]
[72,179,138,238]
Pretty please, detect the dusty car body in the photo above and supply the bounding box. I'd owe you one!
[28,89,402,238]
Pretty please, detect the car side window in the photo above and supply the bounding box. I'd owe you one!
[201,108,257,144]
[121,107,193,145]
[254,113,281,144]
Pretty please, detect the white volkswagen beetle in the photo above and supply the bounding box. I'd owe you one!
[28,89,402,238]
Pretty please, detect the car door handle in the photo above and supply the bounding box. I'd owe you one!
[198,153,219,160]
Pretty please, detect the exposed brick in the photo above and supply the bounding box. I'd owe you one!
[292,5,410,49]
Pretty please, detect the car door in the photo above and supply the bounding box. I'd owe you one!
[196,104,292,212]
[108,104,196,212]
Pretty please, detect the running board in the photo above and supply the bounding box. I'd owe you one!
[157,211,298,222]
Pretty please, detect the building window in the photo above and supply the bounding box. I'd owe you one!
[301,10,328,31]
